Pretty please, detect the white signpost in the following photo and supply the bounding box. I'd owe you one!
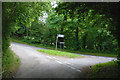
[57,34,64,38]
[56,34,64,50]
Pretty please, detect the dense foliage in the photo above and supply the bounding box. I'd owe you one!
[90,60,118,78]
[2,2,51,53]
[3,2,119,55]
[55,2,120,55]
[11,2,118,54]
[2,48,20,78]
[2,2,51,78]
[2,2,120,78]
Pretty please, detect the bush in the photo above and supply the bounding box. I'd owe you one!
[2,48,20,78]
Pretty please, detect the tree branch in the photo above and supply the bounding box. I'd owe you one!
[7,2,17,20]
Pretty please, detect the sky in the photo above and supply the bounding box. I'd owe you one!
[39,1,58,23]
[51,1,58,8]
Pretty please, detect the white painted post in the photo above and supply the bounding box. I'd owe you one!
[55,36,58,50]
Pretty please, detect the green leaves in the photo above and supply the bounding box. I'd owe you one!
[53,2,118,52]
[2,2,51,52]
[9,2,118,54]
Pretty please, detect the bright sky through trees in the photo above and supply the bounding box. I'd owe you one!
[39,1,57,23]
[51,1,58,8]
[39,12,48,23]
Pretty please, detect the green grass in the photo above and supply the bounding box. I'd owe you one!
[89,60,118,78]
[37,49,83,58]
[64,50,117,57]
[2,48,20,78]
[11,38,117,57]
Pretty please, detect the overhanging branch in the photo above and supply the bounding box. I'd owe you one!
[7,2,17,20]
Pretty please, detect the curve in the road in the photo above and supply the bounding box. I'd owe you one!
[10,42,116,78]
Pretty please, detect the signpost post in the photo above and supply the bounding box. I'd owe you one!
[55,34,64,50]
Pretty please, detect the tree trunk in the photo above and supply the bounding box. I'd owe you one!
[115,20,120,60]
[83,33,87,49]
[75,27,79,50]
[61,28,63,34]
[115,19,120,78]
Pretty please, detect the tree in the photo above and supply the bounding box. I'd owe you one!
[2,2,50,53]
[55,2,119,77]
[55,2,119,58]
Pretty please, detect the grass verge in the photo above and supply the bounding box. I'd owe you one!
[11,38,117,57]
[37,49,83,58]
[2,48,20,78]
[89,60,118,78]
[63,50,117,57]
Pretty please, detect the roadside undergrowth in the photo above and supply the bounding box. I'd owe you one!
[11,38,117,58]
[89,60,118,78]
[2,48,20,78]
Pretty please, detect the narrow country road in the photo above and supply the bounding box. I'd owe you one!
[10,42,116,78]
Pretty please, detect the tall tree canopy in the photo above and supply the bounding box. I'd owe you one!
[55,2,120,59]
[11,2,119,55]
[2,2,51,53]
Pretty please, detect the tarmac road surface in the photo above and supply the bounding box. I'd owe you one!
[10,42,116,78]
